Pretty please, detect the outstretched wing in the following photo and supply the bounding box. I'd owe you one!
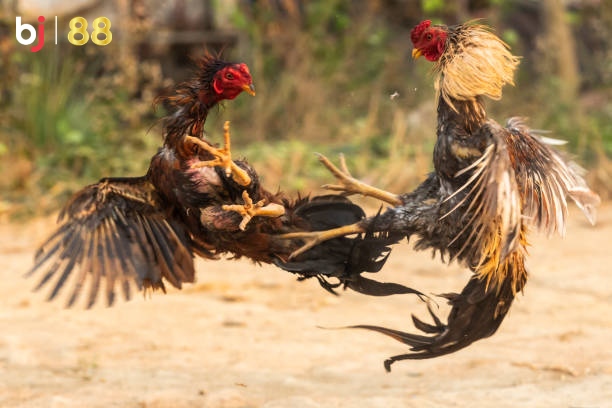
[504,117,600,235]
[442,117,601,280]
[27,176,196,308]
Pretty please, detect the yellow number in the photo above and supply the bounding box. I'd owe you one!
[91,17,112,46]
[67,17,89,46]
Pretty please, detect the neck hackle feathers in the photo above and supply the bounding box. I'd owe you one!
[431,21,520,111]
[158,54,233,142]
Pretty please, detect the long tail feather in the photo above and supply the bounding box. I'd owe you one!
[349,262,525,371]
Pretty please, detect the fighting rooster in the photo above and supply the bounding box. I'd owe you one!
[27,54,259,307]
[28,54,396,308]
[281,20,600,369]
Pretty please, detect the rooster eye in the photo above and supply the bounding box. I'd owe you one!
[426,33,433,41]
[225,72,234,80]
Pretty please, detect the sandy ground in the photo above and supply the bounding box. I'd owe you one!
[1,204,611,408]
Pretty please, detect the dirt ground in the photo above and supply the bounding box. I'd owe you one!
[1,203,611,408]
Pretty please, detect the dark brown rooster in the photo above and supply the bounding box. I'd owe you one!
[280,20,600,370]
[28,54,398,308]
[26,54,260,307]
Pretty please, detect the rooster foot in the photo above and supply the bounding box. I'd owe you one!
[223,190,285,231]
[280,222,365,259]
[187,121,252,186]
[317,153,402,206]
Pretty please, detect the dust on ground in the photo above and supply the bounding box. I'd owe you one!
[1,204,611,408]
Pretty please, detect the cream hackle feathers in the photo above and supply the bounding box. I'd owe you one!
[436,22,521,111]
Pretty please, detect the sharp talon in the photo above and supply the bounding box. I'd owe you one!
[315,153,402,206]
[191,159,221,169]
[321,183,352,193]
[280,223,366,259]
[223,191,285,231]
[223,121,231,149]
[185,123,252,186]
[277,231,321,259]
[338,153,351,175]
[289,242,317,259]
[239,214,252,231]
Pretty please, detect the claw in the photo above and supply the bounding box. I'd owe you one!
[187,121,252,186]
[316,153,402,206]
[280,223,365,259]
[222,191,285,231]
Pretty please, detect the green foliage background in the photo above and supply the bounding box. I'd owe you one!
[0,0,610,218]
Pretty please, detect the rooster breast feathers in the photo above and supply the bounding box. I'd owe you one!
[27,176,198,308]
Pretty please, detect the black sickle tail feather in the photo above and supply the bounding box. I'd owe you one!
[343,224,425,299]
[276,199,422,298]
[352,272,524,371]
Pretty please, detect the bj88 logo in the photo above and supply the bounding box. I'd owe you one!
[15,16,113,52]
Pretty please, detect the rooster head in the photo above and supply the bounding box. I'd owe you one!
[157,53,256,143]
[210,62,255,101]
[410,20,520,105]
[410,20,447,61]
[158,53,255,112]
[195,54,255,106]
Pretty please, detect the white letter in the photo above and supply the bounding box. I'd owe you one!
[16,17,37,45]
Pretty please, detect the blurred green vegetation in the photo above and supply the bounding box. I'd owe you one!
[0,0,610,219]
[0,44,166,217]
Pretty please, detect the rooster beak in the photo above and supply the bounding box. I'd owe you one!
[243,84,256,96]
[412,48,423,59]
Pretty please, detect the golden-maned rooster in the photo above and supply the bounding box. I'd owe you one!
[281,20,600,370]
[28,54,399,308]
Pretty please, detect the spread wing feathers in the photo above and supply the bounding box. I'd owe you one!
[26,177,196,308]
[441,130,522,273]
[437,22,520,109]
[504,117,601,235]
[351,256,526,371]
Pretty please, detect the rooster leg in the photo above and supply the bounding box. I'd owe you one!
[280,223,365,259]
[186,121,252,186]
[222,190,285,231]
[318,153,402,206]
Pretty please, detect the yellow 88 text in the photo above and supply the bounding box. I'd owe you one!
[67,16,112,46]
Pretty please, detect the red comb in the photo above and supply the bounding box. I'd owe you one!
[237,63,251,75]
[410,20,431,44]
